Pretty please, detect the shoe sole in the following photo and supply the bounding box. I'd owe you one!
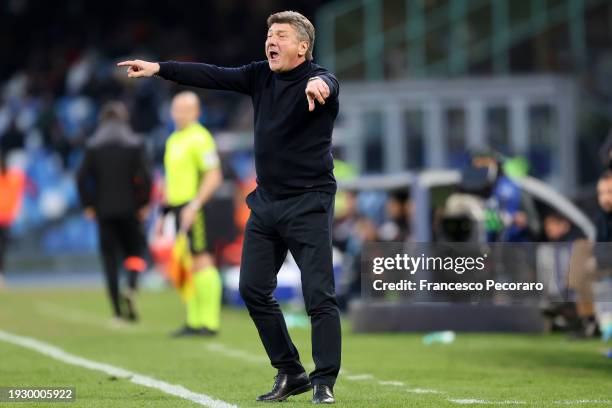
[260,383,313,402]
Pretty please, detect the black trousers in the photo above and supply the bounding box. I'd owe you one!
[97,215,146,317]
[239,188,341,387]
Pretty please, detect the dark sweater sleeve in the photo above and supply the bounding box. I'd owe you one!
[157,61,256,95]
[313,69,339,99]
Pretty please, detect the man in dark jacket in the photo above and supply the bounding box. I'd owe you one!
[77,101,152,323]
[596,170,612,243]
[118,10,340,404]
[575,169,612,338]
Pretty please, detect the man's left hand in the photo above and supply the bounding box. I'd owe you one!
[305,77,330,112]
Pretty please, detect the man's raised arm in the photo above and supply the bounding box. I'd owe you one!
[117,59,255,95]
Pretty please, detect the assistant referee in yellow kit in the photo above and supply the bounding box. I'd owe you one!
[160,91,223,337]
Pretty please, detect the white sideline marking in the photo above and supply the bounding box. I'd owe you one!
[407,388,443,394]
[378,380,405,386]
[449,399,526,405]
[0,330,236,408]
[345,374,375,381]
[450,398,612,405]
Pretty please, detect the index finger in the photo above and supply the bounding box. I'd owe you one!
[306,93,315,111]
[117,60,136,67]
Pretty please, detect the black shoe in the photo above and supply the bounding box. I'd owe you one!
[256,372,311,402]
[312,384,335,404]
[170,325,202,337]
[198,327,219,337]
[121,294,138,322]
[170,325,218,338]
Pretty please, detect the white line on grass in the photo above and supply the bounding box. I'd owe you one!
[449,398,612,405]
[377,380,405,386]
[345,374,375,381]
[0,329,236,408]
[449,399,527,405]
[406,388,442,394]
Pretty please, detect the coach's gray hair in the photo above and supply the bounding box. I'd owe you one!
[267,11,315,61]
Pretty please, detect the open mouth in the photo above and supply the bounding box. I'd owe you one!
[269,50,279,60]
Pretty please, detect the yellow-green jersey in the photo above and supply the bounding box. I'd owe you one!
[164,123,220,206]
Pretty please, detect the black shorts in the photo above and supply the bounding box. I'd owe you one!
[169,204,208,255]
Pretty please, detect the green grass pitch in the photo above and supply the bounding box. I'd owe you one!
[0,288,611,407]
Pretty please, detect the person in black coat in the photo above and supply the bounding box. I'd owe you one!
[77,101,152,322]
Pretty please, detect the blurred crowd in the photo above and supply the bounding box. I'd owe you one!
[0,0,323,250]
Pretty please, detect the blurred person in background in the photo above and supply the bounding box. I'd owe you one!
[468,152,536,242]
[77,101,151,323]
[595,170,612,243]
[331,149,357,224]
[544,170,612,339]
[378,189,410,242]
[537,211,587,335]
[0,149,27,289]
[542,211,581,244]
[337,214,378,309]
[586,169,612,338]
[157,91,223,337]
[332,190,358,251]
